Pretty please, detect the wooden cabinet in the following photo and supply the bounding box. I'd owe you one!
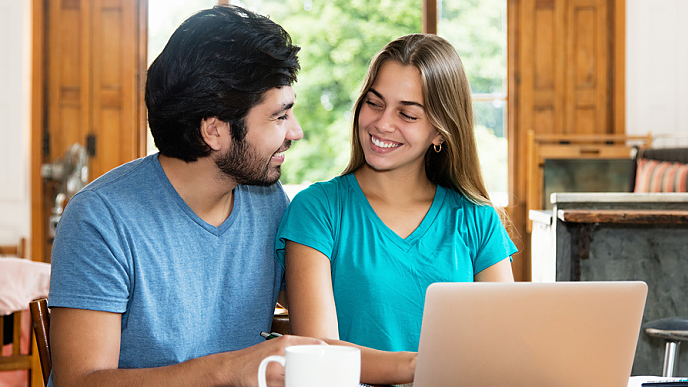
[518,0,618,137]
[31,0,147,262]
[508,0,624,280]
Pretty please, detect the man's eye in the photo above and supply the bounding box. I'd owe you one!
[278,113,289,120]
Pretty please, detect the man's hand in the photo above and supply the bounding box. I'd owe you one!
[224,335,326,387]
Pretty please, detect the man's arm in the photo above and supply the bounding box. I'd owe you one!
[50,307,324,387]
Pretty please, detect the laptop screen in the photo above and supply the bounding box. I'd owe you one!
[414,281,647,387]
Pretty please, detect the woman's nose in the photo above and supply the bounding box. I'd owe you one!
[375,109,396,133]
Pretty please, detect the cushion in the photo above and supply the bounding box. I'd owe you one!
[0,258,50,315]
[634,158,688,193]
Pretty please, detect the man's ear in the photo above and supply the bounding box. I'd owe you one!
[200,117,228,151]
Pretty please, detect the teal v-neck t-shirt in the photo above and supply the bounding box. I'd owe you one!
[275,173,517,352]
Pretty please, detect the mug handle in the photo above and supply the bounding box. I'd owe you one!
[257,355,286,387]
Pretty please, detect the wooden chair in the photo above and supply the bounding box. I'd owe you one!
[0,310,43,387]
[526,131,653,232]
[271,303,291,335]
[0,237,26,258]
[29,298,51,385]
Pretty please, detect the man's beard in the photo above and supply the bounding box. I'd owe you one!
[215,137,290,187]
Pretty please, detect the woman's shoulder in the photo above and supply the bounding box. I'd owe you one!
[291,174,352,202]
[278,176,352,241]
[440,186,498,218]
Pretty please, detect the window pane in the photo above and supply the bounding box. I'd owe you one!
[148,0,218,66]
[233,0,421,185]
[438,0,508,205]
[437,0,506,95]
[474,99,508,205]
[147,0,218,155]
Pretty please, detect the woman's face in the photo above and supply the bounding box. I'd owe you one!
[357,60,442,174]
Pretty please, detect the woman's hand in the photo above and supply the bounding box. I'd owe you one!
[393,351,417,384]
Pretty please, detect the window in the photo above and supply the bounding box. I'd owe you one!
[437,0,508,205]
[147,0,218,156]
[147,0,507,204]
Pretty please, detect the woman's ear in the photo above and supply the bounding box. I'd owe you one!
[432,133,445,147]
[200,117,228,151]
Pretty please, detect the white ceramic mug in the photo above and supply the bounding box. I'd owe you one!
[257,344,361,387]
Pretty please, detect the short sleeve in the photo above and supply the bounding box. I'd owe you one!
[48,190,132,313]
[275,183,337,269]
[470,204,518,274]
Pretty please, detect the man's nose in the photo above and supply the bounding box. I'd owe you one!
[287,117,303,141]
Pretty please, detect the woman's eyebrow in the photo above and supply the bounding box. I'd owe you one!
[401,100,424,109]
[369,87,424,109]
[368,88,384,101]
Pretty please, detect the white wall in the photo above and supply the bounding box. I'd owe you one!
[0,1,31,251]
[626,0,688,146]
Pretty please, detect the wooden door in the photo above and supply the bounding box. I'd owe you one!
[508,0,624,280]
[31,0,147,262]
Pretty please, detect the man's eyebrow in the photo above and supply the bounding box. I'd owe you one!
[271,101,294,117]
[368,88,424,109]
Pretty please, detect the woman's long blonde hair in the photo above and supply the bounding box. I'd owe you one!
[343,34,491,206]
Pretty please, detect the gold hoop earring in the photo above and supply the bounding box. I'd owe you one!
[434,143,442,153]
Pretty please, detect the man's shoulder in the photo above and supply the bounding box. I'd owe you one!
[81,154,157,195]
[236,182,290,215]
[237,182,288,202]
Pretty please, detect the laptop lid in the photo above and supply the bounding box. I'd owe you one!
[413,281,648,387]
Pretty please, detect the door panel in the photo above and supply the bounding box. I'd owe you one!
[91,0,141,177]
[47,0,89,165]
[31,0,146,262]
[565,0,609,135]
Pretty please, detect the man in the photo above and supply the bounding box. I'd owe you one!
[48,5,321,387]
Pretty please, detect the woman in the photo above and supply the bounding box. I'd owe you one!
[275,33,517,385]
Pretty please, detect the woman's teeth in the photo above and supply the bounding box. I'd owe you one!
[372,136,401,149]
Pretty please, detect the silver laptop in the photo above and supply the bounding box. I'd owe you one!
[413,281,648,387]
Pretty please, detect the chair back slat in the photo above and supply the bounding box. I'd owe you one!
[30,298,51,385]
[11,312,21,356]
[0,238,26,258]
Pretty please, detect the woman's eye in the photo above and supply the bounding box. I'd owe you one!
[401,112,417,121]
[365,100,382,109]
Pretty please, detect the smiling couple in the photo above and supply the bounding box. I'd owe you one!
[47,4,516,387]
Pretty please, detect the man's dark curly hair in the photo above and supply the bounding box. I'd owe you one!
[145,5,300,161]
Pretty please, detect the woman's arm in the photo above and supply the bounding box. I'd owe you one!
[284,241,416,385]
[284,240,339,339]
[474,258,514,282]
